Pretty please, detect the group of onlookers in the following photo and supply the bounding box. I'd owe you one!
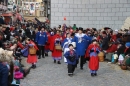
[0,22,130,85]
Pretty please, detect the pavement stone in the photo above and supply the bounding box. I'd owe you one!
[20,52,130,86]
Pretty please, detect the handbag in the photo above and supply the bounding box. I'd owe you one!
[14,71,23,79]
[29,46,36,55]
[55,44,62,50]
[98,52,104,62]
[68,55,76,62]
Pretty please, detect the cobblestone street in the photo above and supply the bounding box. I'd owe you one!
[21,53,130,86]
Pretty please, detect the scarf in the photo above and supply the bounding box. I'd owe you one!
[70,50,74,55]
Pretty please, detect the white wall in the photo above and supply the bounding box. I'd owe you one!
[51,0,130,29]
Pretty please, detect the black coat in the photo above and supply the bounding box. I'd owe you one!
[117,45,126,56]
[25,28,32,39]
[102,36,109,50]
[0,18,5,24]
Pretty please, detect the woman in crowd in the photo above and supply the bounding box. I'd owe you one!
[50,30,62,64]
[25,38,38,69]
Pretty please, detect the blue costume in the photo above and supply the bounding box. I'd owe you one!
[62,38,75,63]
[35,31,48,46]
[74,33,91,69]
[64,50,78,75]
[35,31,48,58]
[74,33,91,56]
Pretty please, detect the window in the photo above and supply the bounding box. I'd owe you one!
[40,11,45,16]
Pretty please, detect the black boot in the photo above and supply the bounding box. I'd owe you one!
[80,67,83,70]
[38,56,41,59]
[57,61,61,64]
[45,53,48,56]
[31,64,35,68]
[68,74,73,77]
[33,65,36,69]
[94,73,97,76]
[54,60,56,63]
[42,55,45,58]
[91,73,94,77]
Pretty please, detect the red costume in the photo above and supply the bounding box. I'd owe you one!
[85,44,99,70]
[45,32,51,51]
[27,41,39,63]
[49,34,62,59]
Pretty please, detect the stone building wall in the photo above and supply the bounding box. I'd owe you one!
[51,0,130,29]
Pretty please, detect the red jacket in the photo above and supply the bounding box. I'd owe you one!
[49,34,62,57]
[106,44,118,53]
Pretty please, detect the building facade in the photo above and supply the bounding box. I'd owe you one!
[0,0,8,14]
[51,0,130,29]
[21,0,50,22]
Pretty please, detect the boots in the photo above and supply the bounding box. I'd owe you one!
[57,61,61,64]
[31,64,36,69]
[54,60,56,63]
[45,53,48,56]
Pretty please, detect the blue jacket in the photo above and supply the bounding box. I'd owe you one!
[35,31,48,45]
[0,63,9,86]
[64,50,78,65]
[74,33,91,56]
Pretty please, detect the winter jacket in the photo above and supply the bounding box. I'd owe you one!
[102,36,109,50]
[35,31,48,46]
[0,63,9,86]
[74,33,91,56]
[64,50,78,65]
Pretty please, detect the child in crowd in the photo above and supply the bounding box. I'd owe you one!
[64,44,78,77]
[86,39,100,77]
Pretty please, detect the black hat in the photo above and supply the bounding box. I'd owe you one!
[92,28,97,31]
[68,44,73,47]
[78,27,83,31]
[92,39,97,43]
[104,27,111,30]
[71,33,75,36]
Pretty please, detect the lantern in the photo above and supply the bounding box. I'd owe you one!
[64,17,66,20]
